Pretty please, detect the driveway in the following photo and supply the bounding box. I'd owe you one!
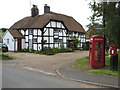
[3,51,88,74]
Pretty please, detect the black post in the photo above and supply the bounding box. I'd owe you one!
[104,35,105,66]
[103,2,106,67]
[110,54,118,71]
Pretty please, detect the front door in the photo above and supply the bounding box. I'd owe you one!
[18,39,22,51]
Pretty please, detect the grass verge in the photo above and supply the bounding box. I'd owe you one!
[72,52,120,77]
[0,53,16,60]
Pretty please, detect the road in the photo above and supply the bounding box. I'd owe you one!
[6,51,88,74]
[2,64,84,88]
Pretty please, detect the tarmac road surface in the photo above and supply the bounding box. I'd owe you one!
[2,64,84,88]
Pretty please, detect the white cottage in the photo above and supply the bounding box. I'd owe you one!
[3,5,86,51]
[2,30,25,51]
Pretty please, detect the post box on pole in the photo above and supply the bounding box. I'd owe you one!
[109,44,118,71]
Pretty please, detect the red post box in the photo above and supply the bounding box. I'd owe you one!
[88,35,105,68]
[109,44,117,56]
[109,44,118,71]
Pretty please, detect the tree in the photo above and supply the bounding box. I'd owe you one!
[1,28,8,32]
[87,1,120,50]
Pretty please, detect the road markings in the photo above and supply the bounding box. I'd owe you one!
[24,66,56,76]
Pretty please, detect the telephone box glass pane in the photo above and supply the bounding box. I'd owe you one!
[95,42,102,62]
[89,42,92,61]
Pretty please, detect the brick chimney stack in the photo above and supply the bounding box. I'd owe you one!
[44,4,50,13]
[31,5,39,17]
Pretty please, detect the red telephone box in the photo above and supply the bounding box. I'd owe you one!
[109,44,117,56]
[89,35,105,68]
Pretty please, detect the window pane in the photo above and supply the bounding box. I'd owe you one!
[33,38,37,43]
[29,29,33,34]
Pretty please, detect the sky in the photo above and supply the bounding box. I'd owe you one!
[0,0,93,31]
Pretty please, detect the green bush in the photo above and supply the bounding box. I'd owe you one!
[51,48,60,53]
[34,51,41,54]
[82,42,89,50]
[21,46,73,55]
[41,46,73,55]
[75,47,82,50]
[21,48,29,52]
[29,49,36,53]
[42,47,54,55]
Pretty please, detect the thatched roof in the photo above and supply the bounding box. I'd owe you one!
[10,12,85,33]
[8,29,24,39]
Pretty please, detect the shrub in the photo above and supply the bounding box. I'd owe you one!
[21,48,29,52]
[81,42,89,51]
[43,47,51,52]
[34,51,41,54]
[21,46,74,55]
[70,36,80,49]
[41,46,73,55]
[64,48,73,52]
[75,47,82,50]
[51,48,60,54]
[29,49,36,53]
[41,47,55,55]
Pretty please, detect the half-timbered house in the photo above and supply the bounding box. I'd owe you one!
[3,5,86,51]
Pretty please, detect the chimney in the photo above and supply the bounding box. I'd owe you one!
[44,4,50,13]
[31,5,39,17]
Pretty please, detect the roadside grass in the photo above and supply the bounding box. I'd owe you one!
[0,53,16,60]
[72,52,120,77]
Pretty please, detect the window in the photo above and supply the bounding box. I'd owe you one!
[54,29,59,33]
[59,39,63,44]
[59,29,62,33]
[54,38,59,43]
[51,21,56,27]
[69,32,73,35]
[54,29,59,35]
[29,29,33,34]
[7,39,9,44]
[33,38,37,43]
[57,22,61,28]
[54,38,63,44]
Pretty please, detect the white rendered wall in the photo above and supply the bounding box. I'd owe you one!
[20,30,24,35]
[22,39,25,49]
[15,39,18,51]
[2,30,15,51]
